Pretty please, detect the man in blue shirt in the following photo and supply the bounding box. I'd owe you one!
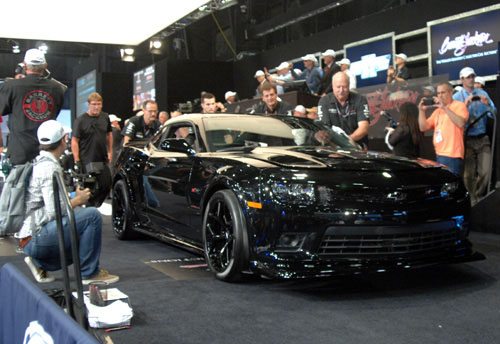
[453,67,497,205]
[295,54,323,95]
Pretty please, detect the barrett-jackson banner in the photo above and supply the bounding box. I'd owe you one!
[429,6,500,79]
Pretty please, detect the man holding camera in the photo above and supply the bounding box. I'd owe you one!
[418,82,468,176]
[0,48,66,165]
[19,120,119,284]
[453,67,496,204]
[71,92,112,207]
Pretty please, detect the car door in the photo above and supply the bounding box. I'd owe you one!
[143,122,202,242]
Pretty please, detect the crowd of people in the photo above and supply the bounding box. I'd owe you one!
[0,46,497,285]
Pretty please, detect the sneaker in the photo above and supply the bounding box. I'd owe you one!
[82,269,119,285]
[24,256,55,283]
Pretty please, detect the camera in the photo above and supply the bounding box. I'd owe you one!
[380,111,397,129]
[422,97,435,106]
[471,95,481,101]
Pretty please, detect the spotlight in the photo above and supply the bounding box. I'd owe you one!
[149,38,164,55]
[9,40,20,54]
[37,42,48,53]
[120,48,135,62]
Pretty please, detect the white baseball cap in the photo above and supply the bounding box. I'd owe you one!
[37,120,70,144]
[225,91,237,100]
[459,67,476,78]
[474,76,485,86]
[394,53,407,61]
[24,48,46,65]
[301,54,317,64]
[336,58,351,66]
[254,70,265,78]
[276,62,290,70]
[109,114,122,122]
[294,105,306,114]
[321,49,336,57]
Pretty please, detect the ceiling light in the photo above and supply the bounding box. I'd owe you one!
[149,38,164,55]
[120,48,135,62]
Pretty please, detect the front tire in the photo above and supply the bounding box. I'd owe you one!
[112,180,137,240]
[202,190,248,282]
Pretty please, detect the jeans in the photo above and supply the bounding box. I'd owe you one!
[24,207,102,278]
[436,155,464,176]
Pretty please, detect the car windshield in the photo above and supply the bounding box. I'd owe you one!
[202,115,360,152]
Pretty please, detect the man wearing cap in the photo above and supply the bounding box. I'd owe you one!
[337,58,356,90]
[419,82,469,176]
[251,83,293,116]
[19,120,119,284]
[71,92,112,207]
[474,76,485,90]
[387,53,410,84]
[293,105,307,118]
[453,67,496,204]
[319,49,340,95]
[224,91,241,113]
[316,72,370,148]
[254,70,267,97]
[294,54,323,95]
[0,48,66,165]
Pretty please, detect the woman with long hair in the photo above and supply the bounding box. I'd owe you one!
[386,102,423,158]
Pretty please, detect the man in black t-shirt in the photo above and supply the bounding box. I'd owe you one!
[71,92,112,207]
[122,100,160,145]
[316,72,370,148]
[0,48,66,165]
[251,83,293,116]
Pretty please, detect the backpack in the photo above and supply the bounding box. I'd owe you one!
[0,161,34,236]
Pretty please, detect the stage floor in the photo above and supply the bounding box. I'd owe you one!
[1,203,500,344]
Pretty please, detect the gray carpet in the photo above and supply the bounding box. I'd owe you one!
[1,212,499,344]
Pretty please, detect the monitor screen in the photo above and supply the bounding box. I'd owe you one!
[345,34,393,88]
[429,6,500,79]
[75,70,96,117]
[133,64,155,111]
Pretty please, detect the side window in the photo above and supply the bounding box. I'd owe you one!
[155,123,205,152]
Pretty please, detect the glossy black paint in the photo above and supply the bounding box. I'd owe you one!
[112,114,484,279]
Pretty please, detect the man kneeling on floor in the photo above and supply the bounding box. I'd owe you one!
[17,120,119,285]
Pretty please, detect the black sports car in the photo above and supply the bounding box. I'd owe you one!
[112,114,484,281]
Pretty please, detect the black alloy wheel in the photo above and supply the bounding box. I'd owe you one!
[112,180,136,240]
[203,190,248,282]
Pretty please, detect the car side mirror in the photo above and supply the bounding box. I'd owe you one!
[159,138,196,156]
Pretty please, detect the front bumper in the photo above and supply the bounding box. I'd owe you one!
[250,220,485,279]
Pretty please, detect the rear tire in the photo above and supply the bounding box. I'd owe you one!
[112,180,137,240]
[202,190,248,282]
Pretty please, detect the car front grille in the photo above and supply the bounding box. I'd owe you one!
[318,222,459,259]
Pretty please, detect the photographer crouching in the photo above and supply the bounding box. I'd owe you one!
[71,92,112,207]
[20,120,119,284]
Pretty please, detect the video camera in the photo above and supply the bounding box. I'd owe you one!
[65,169,99,195]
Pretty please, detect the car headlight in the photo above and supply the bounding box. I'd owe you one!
[441,182,459,198]
[272,182,316,206]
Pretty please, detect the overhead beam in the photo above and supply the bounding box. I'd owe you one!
[248,0,353,38]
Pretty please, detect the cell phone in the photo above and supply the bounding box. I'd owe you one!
[422,97,435,106]
[471,95,481,101]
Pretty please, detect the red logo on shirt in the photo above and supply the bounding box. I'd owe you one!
[22,90,55,122]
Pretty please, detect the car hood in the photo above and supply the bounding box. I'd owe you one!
[241,146,442,172]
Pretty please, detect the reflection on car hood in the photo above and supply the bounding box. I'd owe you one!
[241,146,441,171]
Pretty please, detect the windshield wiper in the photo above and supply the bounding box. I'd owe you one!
[216,140,266,153]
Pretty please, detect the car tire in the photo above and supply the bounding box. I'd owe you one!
[112,180,137,240]
[203,190,248,282]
